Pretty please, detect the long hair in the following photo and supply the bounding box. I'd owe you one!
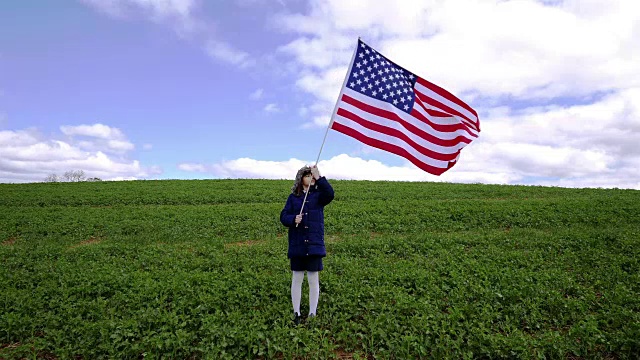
[291,166,312,196]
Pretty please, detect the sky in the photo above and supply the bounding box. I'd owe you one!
[1,0,639,188]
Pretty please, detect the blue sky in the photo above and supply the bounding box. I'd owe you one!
[1,0,639,188]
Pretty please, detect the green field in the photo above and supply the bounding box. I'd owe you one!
[1,180,639,359]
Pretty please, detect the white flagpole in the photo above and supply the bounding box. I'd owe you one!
[296,37,361,228]
[314,37,361,166]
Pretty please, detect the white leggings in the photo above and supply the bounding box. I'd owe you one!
[291,271,319,316]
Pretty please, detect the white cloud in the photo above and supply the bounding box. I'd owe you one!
[81,0,203,35]
[275,0,640,99]
[178,157,306,179]
[60,124,135,153]
[174,85,640,189]
[107,139,136,151]
[173,150,638,189]
[82,0,253,67]
[265,0,640,189]
[0,126,160,183]
[143,143,153,150]
[250,88,264,100]
[177,163,206,172]
[273,0,640,117]
[204,40,254,68]
[60,123,124,140]
[263,103,280,113]
[301,115,330,129]
[175,153,520,184]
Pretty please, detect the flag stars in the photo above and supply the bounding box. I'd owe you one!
[352,42,417,114]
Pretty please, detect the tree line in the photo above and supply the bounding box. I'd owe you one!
[45,170,102,182]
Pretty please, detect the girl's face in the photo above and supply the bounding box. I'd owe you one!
[302,173,315,187]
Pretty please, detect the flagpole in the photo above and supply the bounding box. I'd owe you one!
[314,37,360,166]
[296,37,361,228]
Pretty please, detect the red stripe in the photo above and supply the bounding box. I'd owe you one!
[414,90,479,132]
[331,122,455,175]
[415,89,480,131]
[336,107,462,161]
[416,77,479,122]
[341,94,473,147]
[412,95,453,118]
[411,96,478,138]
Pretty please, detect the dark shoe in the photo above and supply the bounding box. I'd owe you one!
[293,313,302,326]
[306,314,316,326]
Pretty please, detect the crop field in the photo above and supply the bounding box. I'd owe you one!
[1,180,639,359]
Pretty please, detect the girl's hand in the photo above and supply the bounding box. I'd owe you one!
[295,214,303,224]
[311,165,320,180]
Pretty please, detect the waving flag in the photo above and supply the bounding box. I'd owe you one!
[330,39,480,175]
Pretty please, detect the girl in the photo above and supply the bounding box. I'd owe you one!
[280,165,334,325]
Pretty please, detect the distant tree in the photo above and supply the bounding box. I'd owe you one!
[86,177,102,182]
[63,170,86,182]
[44,174,59,182]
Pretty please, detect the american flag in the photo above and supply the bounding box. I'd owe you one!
[330,39,480,175]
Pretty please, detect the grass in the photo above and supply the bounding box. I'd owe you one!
[1,180,639,359]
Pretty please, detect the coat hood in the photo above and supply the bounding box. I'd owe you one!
[291,165,312,195]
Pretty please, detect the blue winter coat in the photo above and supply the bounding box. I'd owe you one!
[280,176,334,258]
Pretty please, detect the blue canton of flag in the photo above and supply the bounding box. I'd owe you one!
[347,41,417,114]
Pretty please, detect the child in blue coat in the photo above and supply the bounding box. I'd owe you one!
[280,165,334,324]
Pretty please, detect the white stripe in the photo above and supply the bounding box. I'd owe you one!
[414,82,479,126]
[414,92,479,134]
[333,113,464,169]
[344,88,477,144]
[339,100,469,155]
[412,102,479,138]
